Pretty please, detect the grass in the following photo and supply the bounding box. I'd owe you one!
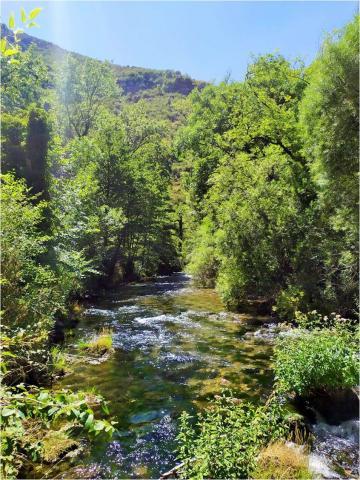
[252,441,312,480]
[41,430,78,463]
[78,328,113,354]
[51,346,69,375]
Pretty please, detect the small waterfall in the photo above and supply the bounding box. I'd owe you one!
[309,418,359,478]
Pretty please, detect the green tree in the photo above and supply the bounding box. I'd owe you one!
[57,55,120,138]
[1,46,48,113]
[299,15,359,315]
[25,107,50,199]
[178,55,311,308]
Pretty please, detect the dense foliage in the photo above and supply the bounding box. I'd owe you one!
[1,12,180,477]
[1,386,115,478]
[274,325,358,396]
[177,392,289,479]
[1,9,358,479]
[177,16,359,317]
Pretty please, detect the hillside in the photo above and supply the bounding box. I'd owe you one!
[1,23,205,101]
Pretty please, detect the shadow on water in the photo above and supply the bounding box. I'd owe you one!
[51,273,274,479]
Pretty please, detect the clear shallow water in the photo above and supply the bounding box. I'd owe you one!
[310,419,359,479]
[54,273,274,479]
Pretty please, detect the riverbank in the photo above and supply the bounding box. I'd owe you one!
[26,274,358,479]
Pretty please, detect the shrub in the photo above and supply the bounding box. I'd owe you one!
[252,442,311,480]
[186,218,219,288]
[216,258,247,310]
[1,173,95,385]
[274,327,358,396]
[188,245,219,288]
[1,328,52,386]
[177,392,289,479]
[273,286,305,321]
[294,310,352,330]
[0,385,116,478]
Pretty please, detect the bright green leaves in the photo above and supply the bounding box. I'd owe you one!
[8,13,15,29]
[178,56,308,308]
[9,6,42,27]
[1,46,48,112]
[1,386,116,478]
[297,15,359,314]
[20,8,27,23]
[179,19,357,316]
[177,392,289,479]
[29,7,42,21]
[274,324,359,396]
[2,7,42,62]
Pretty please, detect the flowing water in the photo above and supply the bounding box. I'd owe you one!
[54,273,274,478]
[45,273,358,479]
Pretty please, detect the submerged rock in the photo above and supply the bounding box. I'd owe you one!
[129,410,164,425]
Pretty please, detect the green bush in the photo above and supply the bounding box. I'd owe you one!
[0,385,116,478]
[274,327,358,396]
[294,310,353,330]
[273,286,305,321]
[187,219,219,288]
[216,258,247,310]
[177,392,289,479]
[188,244,219,287]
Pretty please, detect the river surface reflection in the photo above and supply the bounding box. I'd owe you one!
[57,273,274,478]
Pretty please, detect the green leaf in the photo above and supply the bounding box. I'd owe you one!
[0,38,7,53]
[38,391,49,401]
[93,420,105,431]
[3,48,18,57]
[29,7,42,20]
[28,22,39,28]
[8,13,15,29]
[1,408,17,417]
[20,8,27,23]
[85,413,94,429]
[2,351,16,357]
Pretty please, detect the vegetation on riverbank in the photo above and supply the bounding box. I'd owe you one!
[177,392,290,479]
[1,7,358,479]
[252,442,312,480]
[175,21,359,477]
[78,328,113,355]
[274,324,358,396]
[176,390,314,479]
[176,318,359,478]
[1,386,115,478]
[178,16,358,318]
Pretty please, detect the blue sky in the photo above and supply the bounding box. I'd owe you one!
[2,1,357,81]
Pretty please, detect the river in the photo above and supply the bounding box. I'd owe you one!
[49,273,358,479]
[54,273,273,478]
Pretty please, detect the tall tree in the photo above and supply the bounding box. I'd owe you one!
[299,15,359,314]
[25,107,50,200]
[58,55,120,138]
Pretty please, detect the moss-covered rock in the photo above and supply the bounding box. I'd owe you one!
[41,431,78,463]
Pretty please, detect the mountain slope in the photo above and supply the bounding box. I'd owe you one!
[1,23,205,100]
